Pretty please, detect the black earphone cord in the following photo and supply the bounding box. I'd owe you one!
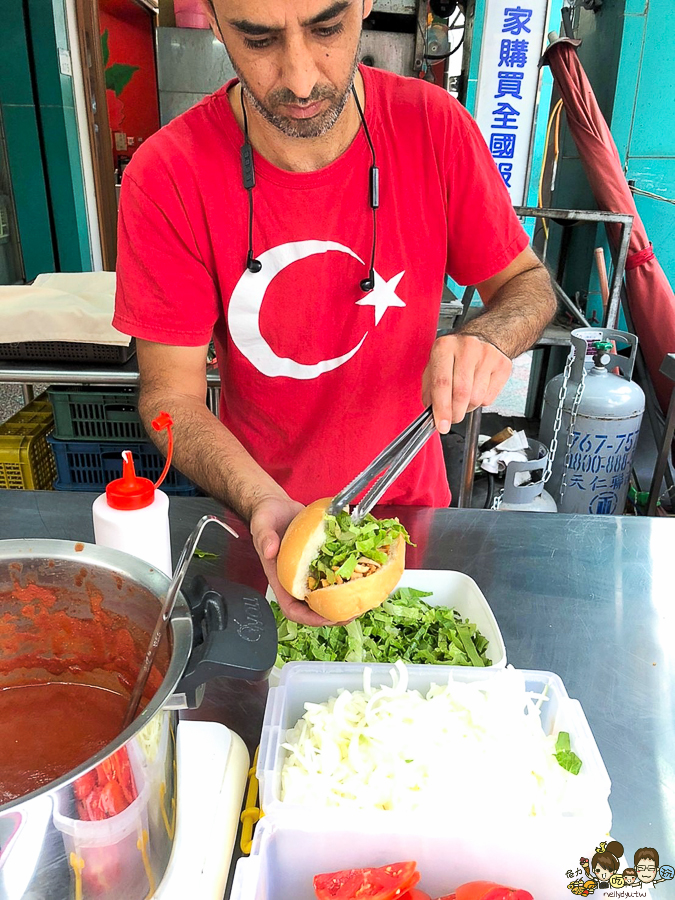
[242,84,380,292]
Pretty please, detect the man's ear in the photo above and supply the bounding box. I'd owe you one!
[203,0,224,42]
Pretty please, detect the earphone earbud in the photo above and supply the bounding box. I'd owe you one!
[247,254,262,274]
[241,85,379,289]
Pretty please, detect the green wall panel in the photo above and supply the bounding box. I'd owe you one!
[0,0,92,278]
[28,0,91,272]
[627,4,675,157]
[548,1,629,315]
[624,0,648,15]
[549,0,675,340]
[611,5,647,159]
[0,0,55,278]
[0,3,36,107]
[63,109,91,267]
[628,158,675,288]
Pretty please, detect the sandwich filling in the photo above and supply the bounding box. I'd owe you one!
[307,510,411,593]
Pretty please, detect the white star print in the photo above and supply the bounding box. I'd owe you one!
[355,270,406,326]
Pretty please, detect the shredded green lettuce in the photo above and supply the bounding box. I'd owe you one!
[272,587,491,667]
[193,548,218,560]
[554,731,583,775]
[308,511,412,590]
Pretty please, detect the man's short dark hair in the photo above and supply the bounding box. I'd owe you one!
[635,848,659,869]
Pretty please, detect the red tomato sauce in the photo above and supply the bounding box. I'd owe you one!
[0,580,167,806]
[0,582,161,692]
[0,683,128,805]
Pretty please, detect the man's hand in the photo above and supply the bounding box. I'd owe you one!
[422,247,556,431]
[250,495,332,627]
[422,333,512,431]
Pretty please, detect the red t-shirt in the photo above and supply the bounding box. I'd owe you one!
[114,66,527,507]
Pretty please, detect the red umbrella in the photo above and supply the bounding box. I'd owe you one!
[542,38,675,414]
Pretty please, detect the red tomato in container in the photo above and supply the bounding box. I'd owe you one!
[436,883,534,900]
[73,747,137,822]
[314,861,420,900]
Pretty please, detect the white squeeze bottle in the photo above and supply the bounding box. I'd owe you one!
[92,412,174,576]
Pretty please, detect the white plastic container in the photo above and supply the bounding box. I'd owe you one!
[267,569,506,684]
[241,664,612,900]
[135,711,173,854]
[155,721,250,900]
[53,742,151,900]
[92,450,172,576]
[257,663,611,818]
[231,807,611,900]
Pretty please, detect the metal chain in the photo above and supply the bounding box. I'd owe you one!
[543,350,574,484]
[559,365,587,503]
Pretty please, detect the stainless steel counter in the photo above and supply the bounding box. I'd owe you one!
[1,490,673,873]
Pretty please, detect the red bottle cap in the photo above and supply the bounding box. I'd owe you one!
[106,451,155,510]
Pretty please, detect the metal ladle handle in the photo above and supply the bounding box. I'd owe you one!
[122,515,238,729]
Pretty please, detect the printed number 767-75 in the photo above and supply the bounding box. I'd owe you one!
[615,433,638,453]
[570,434,608,454]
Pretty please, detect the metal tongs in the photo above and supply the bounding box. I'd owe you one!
[328,406,436,524]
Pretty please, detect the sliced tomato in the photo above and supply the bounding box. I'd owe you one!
[400,890,431,900]
[314,861,419,900]
[97,780,128,817]
[114,749,137,805]
[72,769,98,800]
[452,883,534,900]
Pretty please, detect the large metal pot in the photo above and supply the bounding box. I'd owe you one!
[0,539,276,900]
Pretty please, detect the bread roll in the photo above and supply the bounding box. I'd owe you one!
[277,498,406,622]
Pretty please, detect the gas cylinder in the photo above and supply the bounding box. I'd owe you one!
[539,328,645,515]
[497,440,557,512]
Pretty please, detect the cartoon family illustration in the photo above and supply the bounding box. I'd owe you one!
[566,841,675,894]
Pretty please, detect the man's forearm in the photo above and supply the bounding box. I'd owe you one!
[458,263,556,359]
[139,389,288,521]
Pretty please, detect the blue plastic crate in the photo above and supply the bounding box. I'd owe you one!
[47,437,199,495]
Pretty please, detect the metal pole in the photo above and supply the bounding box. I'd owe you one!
[21,384,34,405]
[553,281,591,327]
[207,385,220,417]
[458,407,482,508]
[646,389,675,516]
[606,217,633,328]
[647,354,675,517]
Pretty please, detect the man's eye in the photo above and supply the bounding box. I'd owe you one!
[314,23,344,38]
[243,36,274,50]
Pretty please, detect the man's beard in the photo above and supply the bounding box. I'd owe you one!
[229,52,360,139]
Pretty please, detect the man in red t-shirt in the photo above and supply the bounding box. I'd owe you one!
[114,0,555,624]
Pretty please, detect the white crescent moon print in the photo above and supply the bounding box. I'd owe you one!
[227,240,406,379]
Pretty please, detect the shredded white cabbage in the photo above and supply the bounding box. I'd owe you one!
[280,663,585,817]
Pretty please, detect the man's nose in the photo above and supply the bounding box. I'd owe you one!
[280,33,320,101]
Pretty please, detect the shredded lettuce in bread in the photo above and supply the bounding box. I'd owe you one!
[307,510,412,592]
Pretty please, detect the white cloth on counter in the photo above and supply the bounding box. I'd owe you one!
[0,271,130,346]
